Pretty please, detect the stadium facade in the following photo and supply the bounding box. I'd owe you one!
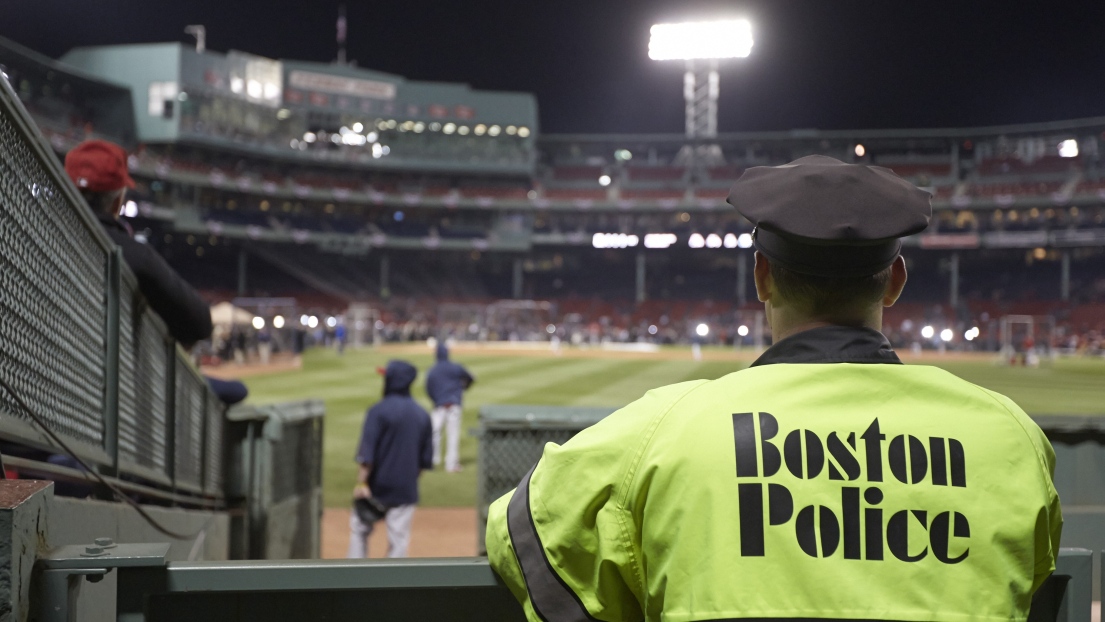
[2,35,1104,350]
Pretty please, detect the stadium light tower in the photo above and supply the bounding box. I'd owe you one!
[649,19,753,164]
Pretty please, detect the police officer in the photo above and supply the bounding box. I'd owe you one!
[486,155,1062,621]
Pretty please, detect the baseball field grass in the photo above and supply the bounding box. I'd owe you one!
[243,344,1105,508]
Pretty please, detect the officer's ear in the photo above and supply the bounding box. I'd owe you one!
[753,251,773,304]
[882,255,908,307]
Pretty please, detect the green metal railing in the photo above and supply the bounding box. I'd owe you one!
[35,548,1091,622]
[226,400,325,559]
[0,64,223,503]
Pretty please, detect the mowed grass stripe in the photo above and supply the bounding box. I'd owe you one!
[506,358,652,406]
[570,359,694,407]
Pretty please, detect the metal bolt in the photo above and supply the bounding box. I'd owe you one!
[94,537,116,548]
[81,545,106,557]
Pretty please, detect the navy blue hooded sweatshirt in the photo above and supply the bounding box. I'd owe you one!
[426,344,475,407]
[355,360,433,506]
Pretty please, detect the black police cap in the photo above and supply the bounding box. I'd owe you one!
[726,155,932,277]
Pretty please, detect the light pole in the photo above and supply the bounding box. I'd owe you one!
[649,20,753,165]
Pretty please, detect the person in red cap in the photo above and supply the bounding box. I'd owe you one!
[65,140,213,348]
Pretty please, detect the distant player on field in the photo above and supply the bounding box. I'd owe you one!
[426,343,474,472]
[349,360,432,558]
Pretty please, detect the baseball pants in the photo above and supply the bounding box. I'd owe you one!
[347,503,416,558]
[431,403,462,471]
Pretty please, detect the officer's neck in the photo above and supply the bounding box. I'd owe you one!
[768,304,884,343]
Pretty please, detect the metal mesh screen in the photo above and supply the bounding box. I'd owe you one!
[118,307,173,479]
[204,391,224,494]
[271,417,323,505]
[116,279,140,459]
[480,428,577,509]
[0,95,108,449]
[174,359,207,491]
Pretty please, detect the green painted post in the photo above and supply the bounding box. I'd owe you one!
[101,248,123,479]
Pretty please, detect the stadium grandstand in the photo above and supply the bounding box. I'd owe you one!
[3,33,1105,358]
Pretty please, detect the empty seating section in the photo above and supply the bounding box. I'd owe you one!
[694,187,731,199]
[978,155,1078,177]
[970,181,1065,197]
[551,166,604,181]
[459,186,531,200]
[705,165,745,183]
[544,188,608,201]
[884,162,954,179]
[625,166,686,183]
[620,188,686,200]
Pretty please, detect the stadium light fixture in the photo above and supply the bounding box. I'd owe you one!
[252,316,265,330]
[1058,139,1079,158]
[921,325,935,339]
[648,325,658,335]
[598,174,612,187]
[648,20,753,60]
[688,233,706,248]
[273,315,286,329]
[649,19,752,165]
[940,328,954,343]
[737,233,753,249]
[854,144,866,157]
[517,127,531,138]
[307,316,319,329]
[706,233,723,248]
[737,325,749,337]
[644,233,677,249]
[593,233,639,249]
[299,314,309,326]
[696,323,710,337]
[546,324,557,334]
[326,316,338,328]
[964,327,980,341]
[352,122,364,133]
[723,233,738,248]
[123,200,139,218]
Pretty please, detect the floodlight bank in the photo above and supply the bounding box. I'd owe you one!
[648,20,754,60]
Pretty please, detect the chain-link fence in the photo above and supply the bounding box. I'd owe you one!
[476,404,617,552]
[0,64,223,501]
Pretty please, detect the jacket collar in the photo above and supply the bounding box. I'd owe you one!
[750,325,902,367]
[97,213,133,237]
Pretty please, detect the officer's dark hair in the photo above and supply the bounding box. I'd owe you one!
[79,188,124,216]
[770,261,895,316]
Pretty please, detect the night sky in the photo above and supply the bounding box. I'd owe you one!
[5,1,1105,134]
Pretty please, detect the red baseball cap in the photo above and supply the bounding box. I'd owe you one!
[64,140,136,193]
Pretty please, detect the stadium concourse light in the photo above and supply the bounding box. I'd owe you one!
[649,19,753,165]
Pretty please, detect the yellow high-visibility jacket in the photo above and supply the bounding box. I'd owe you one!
[486,327,1062,622]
